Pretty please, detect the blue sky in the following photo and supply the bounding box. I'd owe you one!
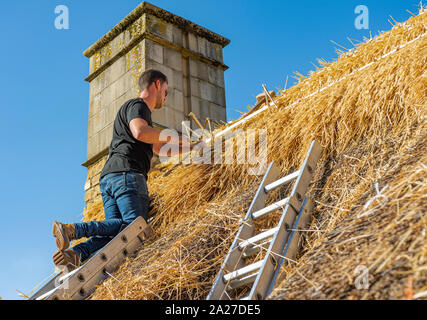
[0,0,422,300]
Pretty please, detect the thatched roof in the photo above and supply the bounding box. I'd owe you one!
[81,8,426,300]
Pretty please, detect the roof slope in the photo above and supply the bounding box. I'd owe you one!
[84,8,426,300]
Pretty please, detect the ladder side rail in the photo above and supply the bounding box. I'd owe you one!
[282,199,313,262]
[288,141,322,212]
[68,231,146,300]
[266,197,313,298]
[30,274,62,300]
[247,203,298,300]
[207,162,280,300]
[248,141,322,300]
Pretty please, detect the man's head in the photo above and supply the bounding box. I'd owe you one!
[139,69,168,110]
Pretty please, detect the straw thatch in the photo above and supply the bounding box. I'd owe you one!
[80,8,426,300]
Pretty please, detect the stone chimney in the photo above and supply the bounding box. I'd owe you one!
[81,2,230,211]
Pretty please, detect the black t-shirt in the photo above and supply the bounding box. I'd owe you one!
[100,98,153,180]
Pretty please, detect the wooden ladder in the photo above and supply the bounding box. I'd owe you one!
[29,216,152,300]
[207,141,322,300]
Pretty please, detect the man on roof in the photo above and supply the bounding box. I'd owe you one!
[51,69,197,269]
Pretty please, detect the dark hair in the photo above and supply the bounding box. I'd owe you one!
[138,69,168,91]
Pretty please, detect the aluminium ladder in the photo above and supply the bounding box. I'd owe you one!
[29,216,152,300]
[207,140,322,300]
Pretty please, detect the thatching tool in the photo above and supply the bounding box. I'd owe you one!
[261,84,279,109]
[163,112,213,177]
[188,112,205,133]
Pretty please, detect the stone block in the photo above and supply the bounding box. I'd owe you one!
[208,42,221,62]
[189,58,209,82]
[146,59,175,89]
[164,47,182,72]
[84,186,101,204]
[151,106,167,127]
[113,71,133,102]
[103,102,116,129]
[90,173,101,188]
[214,43,223,63]
[197,61,209,82]
[189,58,197,78]
[190,96,201,120]
[197,36,207,57]
[169,89,184,113]
[188,32,198,52]
[200,80,217,104]
[110,55,127,83]
[89,72,108,98]
[210,104,227,123]
[172,69,183,91]
[89,78,100,98]
[109,31,125,57]
[99,123,114,153]
[172,25,183,47]
[87,133,100,160]
[88,116,95,139]
[146,15,173,42]
[171,109,185,131]
[89,93,101,118]
[199,99,211,122]
[123,15,145,46]
[123,87,138,103]
[126,41,146,72]
[196,37,219,61]
[190,77,200,98]
[151,106,169,127]
[115,90,132,111]
[89,157,107,176]
[100,82,115,107]
[183,75,190,97]
[216,86,226,107]
[208,65,225,88]
[109,80,120,104]
[146,40,164,64]
[92,108,105,134]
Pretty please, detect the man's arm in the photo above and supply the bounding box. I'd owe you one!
[130,118,163,144]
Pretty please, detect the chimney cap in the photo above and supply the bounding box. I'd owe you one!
[83,1,231,58]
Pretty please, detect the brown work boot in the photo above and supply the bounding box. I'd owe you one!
[53,249,81,270]
[52,221,76,251]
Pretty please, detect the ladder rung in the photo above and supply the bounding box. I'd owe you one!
[243,240,271,258]
[228,273,257,290]
[252,197,289,220]
[264,170,300,193]
[223,261,263,283]
[239,227,278,250]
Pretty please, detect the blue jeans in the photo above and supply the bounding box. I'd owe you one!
[72,172,149,262]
